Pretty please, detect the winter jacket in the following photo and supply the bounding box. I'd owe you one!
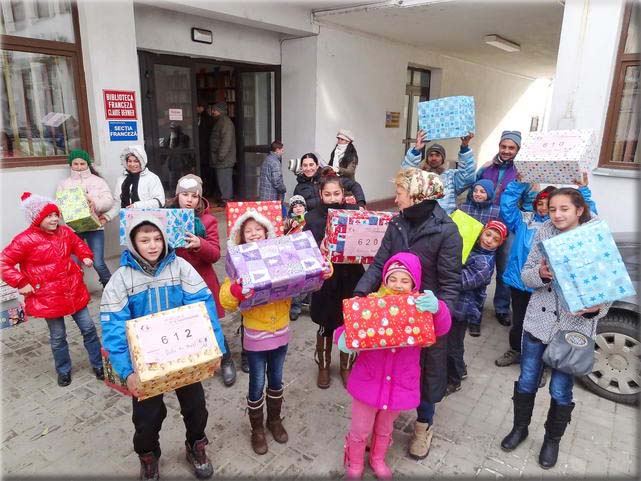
[100,214,226,381]
[521,216,611,343]
[1,225,93,318]
[458,179,502,225]
[402,145,476,214]
[259,152,287,201]
[451,246,496,322]
[209,114,236,168]
[475,155,518,205]
[57,168,115,231]
[293,170,367,212]
[329,143,358,180]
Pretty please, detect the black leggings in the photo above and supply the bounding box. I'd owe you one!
[509,287,532,352]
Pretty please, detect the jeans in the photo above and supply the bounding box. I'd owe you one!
[215,167,234,202]
[132,381,207,456]
[416,400,436,425]
[517,331,574,405]
[246,344,288,402]
[349,398,400,443]
[494,232,513,316]
[78,229,111,286]
[290,293,310,317]
[45,307,102,374]
[446,320,468,385]
[509,288,532,352]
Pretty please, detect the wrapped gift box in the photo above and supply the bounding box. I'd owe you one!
[226,201,284,237]
[342,294,436,350]
[540,220,636,312]
[55,186,101,232]
[119,208,194,247]
[514,129,597,184]
[0,303,27,329]
[225,230,325,310]
[450,209,484,264]
[101,348,132,396]
[125,302,223,400]
[325,209,395,264]
[0,281,19,303]
[418,96,476,141]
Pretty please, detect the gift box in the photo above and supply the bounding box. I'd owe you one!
[342,294,436,350]
[450,209,484,264]
[418,96,476,141]
[325,209,395,264]
[101,348,132,396]
[125,302,223,400]
[0,303,27,329]
[514,129,598,184]
[0,281,19,303]
[225,230,325,310]
[119,208,194,247]
[55,186,101,232]
[540,220,636,312]
[226,201,284,237]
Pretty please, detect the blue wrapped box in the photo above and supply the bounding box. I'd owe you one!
[540,220,636,312]
[418,96,476,141]
[119,208,194,247]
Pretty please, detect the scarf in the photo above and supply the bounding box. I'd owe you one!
[401,199,437,228]
[331,143,347,167]
[121,171,141,207]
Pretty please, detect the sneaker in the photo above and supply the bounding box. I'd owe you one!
[94,367,105,381]
[57,372,71,387]
[186,438,214,479]
[445,383,462,396]
[468,324,481,337]
[496,313,511,326]
[495,349,521,367]
[289,312,300,321]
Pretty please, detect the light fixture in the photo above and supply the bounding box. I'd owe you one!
[192,28,213,44]
[484,34,521,53]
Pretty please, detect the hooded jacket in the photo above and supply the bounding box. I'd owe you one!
[100,214,226,380]
[57,168,115,231]
[475,154,519,206]
[458,179,502,225]
[293,170,367,212]
[451,245,496,322]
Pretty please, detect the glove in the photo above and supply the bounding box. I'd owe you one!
[230,279,253,301]
[337,331,358,354]
[416,290,439,314]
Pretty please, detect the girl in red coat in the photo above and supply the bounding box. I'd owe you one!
[166,174,237,387]
[0,193,103,387]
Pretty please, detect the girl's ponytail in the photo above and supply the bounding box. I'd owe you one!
[319,166,343,191]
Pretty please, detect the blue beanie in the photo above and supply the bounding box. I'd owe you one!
[500,130,522,148]
[468,179,496,202]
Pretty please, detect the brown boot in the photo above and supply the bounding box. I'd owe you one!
[266,387,288,443]
[339,351,357,388]
[315,334,332,389]
[246,396,268,455]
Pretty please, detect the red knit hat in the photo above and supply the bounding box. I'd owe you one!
[484,220,508,242]
[20,192,60,227]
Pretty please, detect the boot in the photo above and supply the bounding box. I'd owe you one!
[344,434,366,480]
[246,396,268,455]
[501,382,536,451]
[185,437,214,479]
[408,421,433,460]
[315,334,332,389]
[369,434,393,479]
[138,452,159,480]
[266,387,288,443]
[339,351,357,388]
[240,328,249,373]
[538,400,575,469]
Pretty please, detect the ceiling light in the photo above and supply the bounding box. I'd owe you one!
[484,34,521,53]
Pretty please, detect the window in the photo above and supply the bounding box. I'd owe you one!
[402,67,430,154]
[1,0,91,168]
[600,1,640,170]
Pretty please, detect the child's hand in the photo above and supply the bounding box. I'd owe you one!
[98,214,109,226]
[539,258,553,280]
[320,238,330,258]
[572,172,589,187]
[230,279,253,301]
[18,284,35,295]
[337,331,357,354]
[82,258,93,267]
[321,259,334,280]
[184,233,201,250]
[126,373,141,397]
[416,290,439,313]
[574,304,603,316]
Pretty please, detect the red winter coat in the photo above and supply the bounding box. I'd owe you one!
[0,225,93,318]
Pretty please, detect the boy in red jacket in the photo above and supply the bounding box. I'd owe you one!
[0,192,103,387]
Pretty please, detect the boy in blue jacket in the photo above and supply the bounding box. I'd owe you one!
[100,214,226,480]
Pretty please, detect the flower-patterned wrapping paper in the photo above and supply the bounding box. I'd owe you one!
[514,129,598,184]
[225,230,325,310]
[450,209,484,264]
[540,220,636,313]
[119,208,194,247]
[418,96,476,141]
[226,201,284,237]
[325,209,395,264]
[342,294,436,350]
[55,186,101,233]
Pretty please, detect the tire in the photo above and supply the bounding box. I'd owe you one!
[578,309,640,405]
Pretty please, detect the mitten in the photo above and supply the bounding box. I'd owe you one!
[416,290,439,313]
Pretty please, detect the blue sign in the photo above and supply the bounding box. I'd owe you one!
[109,121,138,141]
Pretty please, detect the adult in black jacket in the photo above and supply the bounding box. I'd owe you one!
[328,129,358,180]
[354,167,462,460]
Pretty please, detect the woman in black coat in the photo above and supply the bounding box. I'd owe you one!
[354,167,462,460]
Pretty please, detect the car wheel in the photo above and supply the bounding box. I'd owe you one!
[579,310,640,405]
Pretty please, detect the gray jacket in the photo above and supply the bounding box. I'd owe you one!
[209,114,236,168]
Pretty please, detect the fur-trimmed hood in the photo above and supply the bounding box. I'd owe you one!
[227,209,276,247]
[120,145,148,171]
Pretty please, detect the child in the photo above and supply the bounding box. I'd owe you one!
[57,149,115,287]
[304,167,365,389]
[284,194,307,235]
[100,215,226,480]
[0,193,103,387]
[337,252,451,480]
[166,174,236,387]
[458,179,502,225]
[258,140,287,201]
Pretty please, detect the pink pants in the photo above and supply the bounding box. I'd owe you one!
[349,398,400,443]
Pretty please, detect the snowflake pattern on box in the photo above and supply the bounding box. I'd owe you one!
[418,96,476,141]
[225,230,325,310]
[55,186,101,233]
[226,201,284,237]
[540,220,636,313]
[514,129,598,184]
[119,209,194,247]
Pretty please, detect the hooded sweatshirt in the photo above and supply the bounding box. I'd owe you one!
[458,179,502,225]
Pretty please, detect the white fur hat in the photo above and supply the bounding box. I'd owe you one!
[227,210,276,247]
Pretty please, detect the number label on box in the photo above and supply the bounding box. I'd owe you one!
[343,224,386,257]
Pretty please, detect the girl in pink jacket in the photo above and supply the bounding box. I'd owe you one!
[336,252,451,479]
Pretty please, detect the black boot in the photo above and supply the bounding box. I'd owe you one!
[501,382,536,451]
[240,327,249,373]
[185,437,214,479]
[220,337,237,386]
[538,400,575,469]
[138,452,159,480]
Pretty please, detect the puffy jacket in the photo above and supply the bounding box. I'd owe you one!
[451,246,496,322]
[293,171,367,212]
[57,168,115,231]
[210,114,236,168]
[99,214,225,380]
[0,225,93,318]
[329,143,358,180]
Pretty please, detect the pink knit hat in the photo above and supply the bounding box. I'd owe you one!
[20,192,60,227]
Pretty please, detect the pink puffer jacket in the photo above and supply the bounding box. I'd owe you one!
[57,168,115,230]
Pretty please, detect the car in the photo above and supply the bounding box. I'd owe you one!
[578,232,640,405]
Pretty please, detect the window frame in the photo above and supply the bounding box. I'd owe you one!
[1,2,92,169]
[599,2,640,170]
[403,66,430,154]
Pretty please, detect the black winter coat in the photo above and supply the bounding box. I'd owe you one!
[354,200,463,404]
[293,171,367,212]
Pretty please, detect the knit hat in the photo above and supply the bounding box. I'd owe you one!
[383,261,414,287]
[484,220,508,242]
[408,170,445,203]
[288,195,306,209]
[468,179,496,203]
[425,143,446,162]
[500,130,522,149]
[67,149,92,165]
[175,174,203,197]
[336,129,354,143]
[213,101,227,114]
[20,192,60,227]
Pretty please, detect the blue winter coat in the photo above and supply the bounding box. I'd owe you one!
[451,246,496,322]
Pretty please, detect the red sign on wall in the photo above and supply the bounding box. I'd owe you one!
[103,90,137,119]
